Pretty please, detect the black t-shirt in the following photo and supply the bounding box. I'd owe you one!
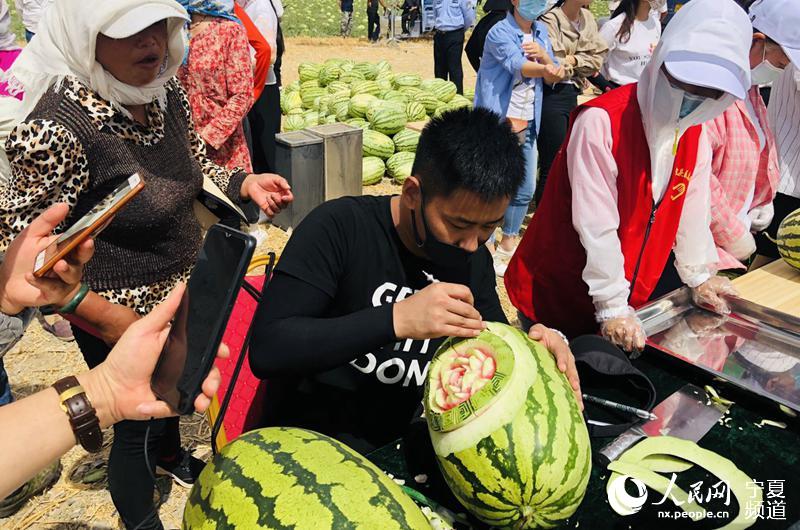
[256,196,506,453]
[367,0,380,13]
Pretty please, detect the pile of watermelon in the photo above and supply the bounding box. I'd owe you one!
[280,59,476,186]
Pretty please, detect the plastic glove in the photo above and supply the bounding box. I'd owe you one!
[691,275,739,315]
[723,231,757,261]
[599,307,646,353]
[748,203,775,233]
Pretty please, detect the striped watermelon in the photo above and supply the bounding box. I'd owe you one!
[370,106,408,135]
[183,427,430,529]
[280,91,303,114]
[406,101,428,122]
[387,151,416,184]
[285,80,301,94]
[327,81,351,96]
[318,63,342,86]
[303,111,320,128]
[376,60,393,75]
[430,80,458,103]
[463,87,475,101]
[346,118,370,130]
[400,86,423,99]
[393,74,422,89]
[298,63,321,83]
[300,79,320,91]
[424,322,591,529]
[329,91,352,108]
[353,62,379,80]
[393,128,421,153]
[340,71,366,85]
[349,94,378,119]
[301,87,327,110]
[332,101,351,122]
[363,129,395,159]
[363,156,386,185]
[777,208,800,270]
[352,80,381,97]
[384,90,409,105]
[415,92,441,115]
[323,115,338,125]
[286,107,304,116]
[283,115,305,132]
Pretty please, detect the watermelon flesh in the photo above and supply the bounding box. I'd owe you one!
[424,322,591,529]
[432,346,496,412]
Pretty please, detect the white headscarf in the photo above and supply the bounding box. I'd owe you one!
[0,0,188,185]
[637,0,752,202]
[2,0,188,123]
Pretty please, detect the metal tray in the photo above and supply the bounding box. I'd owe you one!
[638,288,800,413]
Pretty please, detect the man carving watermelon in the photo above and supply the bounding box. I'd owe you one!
[505,0,755,352]
[249,107,581,454]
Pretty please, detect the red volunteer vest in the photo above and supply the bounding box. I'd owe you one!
[505,84,702,338]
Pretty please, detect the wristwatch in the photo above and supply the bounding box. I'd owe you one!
[52,376,103,453]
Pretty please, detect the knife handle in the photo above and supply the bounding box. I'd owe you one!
[598,431,646,466]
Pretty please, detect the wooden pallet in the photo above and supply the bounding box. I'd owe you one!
[733,260,800,317]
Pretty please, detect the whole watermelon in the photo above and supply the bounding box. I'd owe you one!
[346,118,370,130]
[369,106,408,135]
[415,92,440,115]
[383,90,409,105]
[363,130,395,159]
[183,427,430,529]
[340,71,366,85]
[352,80,381,97]
[327,81,351,96]
[387,151,416,184]
[301,87,327,110]
[424,322,591,529]
[280,91,303,115]
[406,101,428,122]
[349,94,378,119]
[393,128,421,153]
[777,208,800,270]
[430,80,458,103]
[393,74,422,89]
[283,115,305,132]
[363,156,386,185]
[298,63,321,83]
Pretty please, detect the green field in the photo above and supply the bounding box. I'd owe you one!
[281,0,610,39]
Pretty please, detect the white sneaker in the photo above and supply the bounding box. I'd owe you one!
[492,247,515,277]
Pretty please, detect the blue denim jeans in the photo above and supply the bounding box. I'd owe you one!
[0,357,12,406]
[502,121,538,238]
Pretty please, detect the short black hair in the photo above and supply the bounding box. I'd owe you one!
[411,107,525,202]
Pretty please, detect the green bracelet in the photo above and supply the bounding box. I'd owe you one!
[57,283,90,315]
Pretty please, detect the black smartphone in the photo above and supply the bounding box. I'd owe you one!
[151,224,256,415]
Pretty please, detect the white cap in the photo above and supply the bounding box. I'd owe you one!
[101,3,189,39]
[749,0,800,67]
[664,50,750,100]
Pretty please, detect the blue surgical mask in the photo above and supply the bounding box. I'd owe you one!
[678,93,706,120]
[517,0,548,22]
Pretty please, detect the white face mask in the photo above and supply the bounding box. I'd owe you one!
[751,45,785,86]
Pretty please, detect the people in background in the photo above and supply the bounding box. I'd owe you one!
[536,0,607,204]
[465,0,512,72]
[433,0,476,94]
[234,3,271,103]
[706,0,798,271]
[178,0,255,172]
[368,0,386,43]
[0,0,21,99]
[474,0,564,277]
[0,1,292,527]
[595,0,661,91]
[238,0,285,174]
[14,0,51,41]
[249,108,581,459]
[505,0,752,351]
[340,0,354,37]
[401,0,419,35]
[759,0,800,262]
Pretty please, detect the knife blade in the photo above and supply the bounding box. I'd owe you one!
[598,383,729,467]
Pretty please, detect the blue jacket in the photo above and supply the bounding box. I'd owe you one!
[433,0,476,31]
[474,14,555,135]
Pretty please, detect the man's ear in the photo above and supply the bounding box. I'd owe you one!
[400,176,422,210]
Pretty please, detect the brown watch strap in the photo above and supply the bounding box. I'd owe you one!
[52,376,103,453]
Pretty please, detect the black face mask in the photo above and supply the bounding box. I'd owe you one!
[410,191,477,268]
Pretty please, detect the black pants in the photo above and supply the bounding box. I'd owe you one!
[74,327,180,530]
[248,83,281,174]
[536,83,580,203]
[367,9,380,41]
[433,28,465,94]
[756,192,800,258]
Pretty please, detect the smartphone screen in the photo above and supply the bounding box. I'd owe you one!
[151,225,255,414]
[34,174,143,277]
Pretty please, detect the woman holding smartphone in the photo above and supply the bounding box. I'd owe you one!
[0,1,292,528]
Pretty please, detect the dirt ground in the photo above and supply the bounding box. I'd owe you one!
[1,37,516,529]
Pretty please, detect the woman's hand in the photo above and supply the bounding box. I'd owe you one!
[522,41,548,63]
[81,284,228,427]
[241,173,294,218]
[0,203,94,315]
[528,324,583,410]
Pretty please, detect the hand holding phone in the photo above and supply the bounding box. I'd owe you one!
[33,174,144,278]
[0,204,95,315]
[151,224,256,414]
